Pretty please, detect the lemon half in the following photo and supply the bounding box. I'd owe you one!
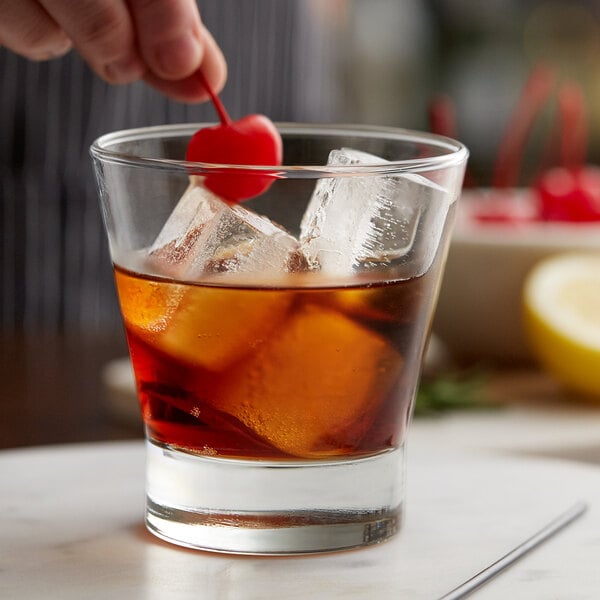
[523,252,600,399]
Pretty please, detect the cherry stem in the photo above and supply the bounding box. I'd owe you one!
[558,82,587,169]
[492,65,556,188]
[197,70,231,126]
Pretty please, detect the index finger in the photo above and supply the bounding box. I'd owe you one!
[143,23,227,103]
[128,0,205,82]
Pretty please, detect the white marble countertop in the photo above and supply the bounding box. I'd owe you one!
[2,406,600,599]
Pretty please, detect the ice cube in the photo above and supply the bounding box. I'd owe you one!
[148,181,222,279]
[300,148,451,277]
[210,302,403,458]
[149,179,304,280]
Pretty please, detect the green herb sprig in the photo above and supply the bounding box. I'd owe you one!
[414,370,493,416]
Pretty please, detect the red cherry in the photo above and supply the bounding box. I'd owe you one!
[186,115,282,202]
[185,72,282,203]
[535,166,600,222]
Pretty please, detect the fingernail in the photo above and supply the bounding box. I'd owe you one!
[105,55,145,84]
[30,37,73,61]
[153,31,202,79]
[47,38,73,59]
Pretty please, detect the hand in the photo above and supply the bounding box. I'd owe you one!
[0,0,227,102]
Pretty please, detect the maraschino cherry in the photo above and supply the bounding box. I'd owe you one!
[429,66,600,224]
[536,166,600,222]
[534,82,600,222]
[186,71,282,203]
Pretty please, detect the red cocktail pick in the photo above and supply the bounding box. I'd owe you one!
[492,65,556,189]
[186,71,283,203]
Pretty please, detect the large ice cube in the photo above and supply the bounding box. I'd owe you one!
[149,179,304,280]
[299,148,451,276]
[211,302,403,458]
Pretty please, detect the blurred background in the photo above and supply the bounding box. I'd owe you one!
[2,0,600,448]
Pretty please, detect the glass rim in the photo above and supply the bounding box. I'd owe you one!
[90,122,468,176]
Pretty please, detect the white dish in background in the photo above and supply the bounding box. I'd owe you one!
[433,189,600,365]
[102,358,139,427]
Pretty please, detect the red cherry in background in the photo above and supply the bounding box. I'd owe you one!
[535,166,600,222]
[185,72,282,203]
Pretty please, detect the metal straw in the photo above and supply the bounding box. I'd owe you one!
[437,500,588,600]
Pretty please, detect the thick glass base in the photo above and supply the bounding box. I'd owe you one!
[145,439,404,555]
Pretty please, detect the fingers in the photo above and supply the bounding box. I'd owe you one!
[0,0,72,60]
[40,0,146,83]
[1,0,228,103]
[128,0,203,81]
[132,0,227,102]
